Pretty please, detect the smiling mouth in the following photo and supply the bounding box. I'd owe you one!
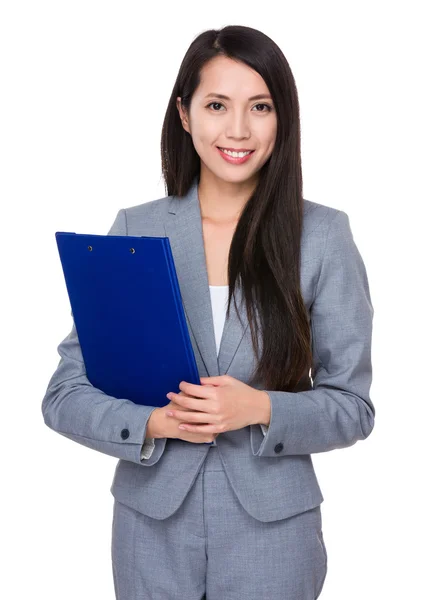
[217,147,255,155]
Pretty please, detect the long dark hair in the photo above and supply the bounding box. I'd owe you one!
[161,25,312,392]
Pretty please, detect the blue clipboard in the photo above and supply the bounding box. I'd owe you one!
[55,232,213,445]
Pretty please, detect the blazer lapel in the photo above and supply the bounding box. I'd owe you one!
[163,178,250,379]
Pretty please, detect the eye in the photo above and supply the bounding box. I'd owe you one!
[206,102,273,112]
[207,102,225,111]
[253,103,273,112]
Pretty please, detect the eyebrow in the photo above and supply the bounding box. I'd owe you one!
[204,93,272,101]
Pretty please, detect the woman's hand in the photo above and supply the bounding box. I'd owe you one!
[160,393,218,443]
[165,375,269,435]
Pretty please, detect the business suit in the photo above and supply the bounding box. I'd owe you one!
[42,176,374,598]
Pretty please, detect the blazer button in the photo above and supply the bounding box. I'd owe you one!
[274,443,283,453]
[120,428,130,440]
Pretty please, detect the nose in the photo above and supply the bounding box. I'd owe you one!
[226,109,251,139]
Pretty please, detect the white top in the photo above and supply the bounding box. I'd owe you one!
[141,285,268,461]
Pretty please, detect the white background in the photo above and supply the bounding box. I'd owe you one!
[1,1,437,598]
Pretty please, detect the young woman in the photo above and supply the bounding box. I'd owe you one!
[42,24,375,599]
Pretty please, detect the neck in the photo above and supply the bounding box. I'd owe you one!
[197,173,257,224]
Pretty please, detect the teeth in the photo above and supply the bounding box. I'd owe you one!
[220,148,252,158]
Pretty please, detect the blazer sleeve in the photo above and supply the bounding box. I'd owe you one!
[41,209,168,466]
[251,209,375,457]
[141,424,268,459]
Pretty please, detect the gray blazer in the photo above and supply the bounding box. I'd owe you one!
[42,178,375,522]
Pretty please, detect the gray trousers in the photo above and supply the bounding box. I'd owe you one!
[111,445,328,599]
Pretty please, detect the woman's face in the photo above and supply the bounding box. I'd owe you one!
[176,56,277,185]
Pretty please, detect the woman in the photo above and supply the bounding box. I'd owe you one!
[42,24,375,599]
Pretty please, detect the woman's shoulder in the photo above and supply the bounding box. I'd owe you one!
[119,194,345,238]
[303,197,342,219]
[303,198,345,239]
[122,194,171,217]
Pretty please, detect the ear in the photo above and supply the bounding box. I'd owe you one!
[176,96,191,134]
